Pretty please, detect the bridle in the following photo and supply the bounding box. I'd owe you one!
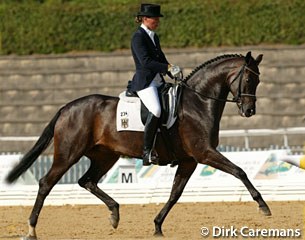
[178,63,260,104]
[229,64,260,103]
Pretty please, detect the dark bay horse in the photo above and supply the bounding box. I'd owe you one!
[6,51,271,239]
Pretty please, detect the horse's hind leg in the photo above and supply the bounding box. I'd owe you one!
[154,160,197,236]
[26,155,79,239]
[201,148,271,216]
[78,152,120,229]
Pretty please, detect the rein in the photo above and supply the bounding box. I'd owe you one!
[180,81,237,103]
[178,63,259,103]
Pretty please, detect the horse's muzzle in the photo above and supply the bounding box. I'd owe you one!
[239,104,256,117]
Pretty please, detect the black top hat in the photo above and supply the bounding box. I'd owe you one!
[137,4,164,17]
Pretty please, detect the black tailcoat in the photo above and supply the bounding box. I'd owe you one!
[129,27,169,92]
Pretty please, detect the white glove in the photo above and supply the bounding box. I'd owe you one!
[168,65,181,77]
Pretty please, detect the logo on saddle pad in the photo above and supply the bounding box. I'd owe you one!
[121,118,129,129]
[116,85,179,132]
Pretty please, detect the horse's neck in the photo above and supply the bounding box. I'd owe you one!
[187,66,231,123]
[182,57,243,133]
[188,66,230,101]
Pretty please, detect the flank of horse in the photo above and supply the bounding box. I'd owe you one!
[6,52,271,239]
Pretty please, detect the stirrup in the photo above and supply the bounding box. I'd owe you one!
[170,160,179,167]
[142,157,151,166]
[142,150,159,166]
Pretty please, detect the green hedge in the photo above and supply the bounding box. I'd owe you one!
[1,0,305,55]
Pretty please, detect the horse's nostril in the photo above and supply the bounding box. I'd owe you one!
[247,109,255,116]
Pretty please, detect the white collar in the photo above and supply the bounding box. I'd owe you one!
[141,23,155,36]
[141,24,155,45]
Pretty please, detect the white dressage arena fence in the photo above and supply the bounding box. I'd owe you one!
[0,149,305,206]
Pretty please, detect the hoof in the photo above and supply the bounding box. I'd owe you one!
[109,208,120,229]
[259,205,272,216]
[109,216,119,229]
[21,236,37,240]
[153,231,164,237]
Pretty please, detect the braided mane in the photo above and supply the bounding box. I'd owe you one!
[183,53,243,82]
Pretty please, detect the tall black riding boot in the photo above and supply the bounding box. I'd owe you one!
[142,112,160,166]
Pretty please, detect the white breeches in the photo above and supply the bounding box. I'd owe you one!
[137,78,162,118]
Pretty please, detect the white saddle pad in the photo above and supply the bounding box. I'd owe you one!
[116,86,178,132]
[116,92,144,132]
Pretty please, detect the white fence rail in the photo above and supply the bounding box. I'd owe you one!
[219,127,305,149]
[1,127,304,149]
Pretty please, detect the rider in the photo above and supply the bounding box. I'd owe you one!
[128,3,181,166]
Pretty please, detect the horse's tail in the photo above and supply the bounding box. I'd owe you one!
[6,109,62,184]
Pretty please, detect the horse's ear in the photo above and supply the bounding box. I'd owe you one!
[245,51,252,64]
[255,54,263,65]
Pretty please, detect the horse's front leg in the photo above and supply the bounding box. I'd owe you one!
[154,159,197,236]
[200,148,271,216]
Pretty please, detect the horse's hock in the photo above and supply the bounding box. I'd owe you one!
[0,46,304,151]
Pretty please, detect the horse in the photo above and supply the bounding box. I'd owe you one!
[6,51,271,239]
